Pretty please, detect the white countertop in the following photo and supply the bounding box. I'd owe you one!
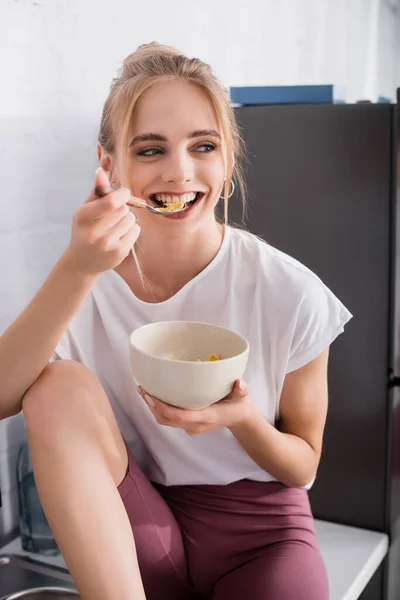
[314,520,389,600]
[0,520,389,600]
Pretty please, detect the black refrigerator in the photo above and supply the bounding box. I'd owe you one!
[226,96,400,600]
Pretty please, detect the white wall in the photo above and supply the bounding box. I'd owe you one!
[0,0,399,540]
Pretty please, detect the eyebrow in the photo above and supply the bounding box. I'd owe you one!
[128,129,221,146]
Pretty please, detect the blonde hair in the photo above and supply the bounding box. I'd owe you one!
[98,41,247,223]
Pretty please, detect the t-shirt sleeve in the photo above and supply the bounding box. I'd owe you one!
[286,276,353,373]
[49,290,95,363]
[49,328,81,363]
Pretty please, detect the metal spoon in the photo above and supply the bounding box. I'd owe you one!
[94,184,190,215]
[126,197,191,215]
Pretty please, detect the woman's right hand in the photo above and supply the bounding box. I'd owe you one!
[65,168,141,275]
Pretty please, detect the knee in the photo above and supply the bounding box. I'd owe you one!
[22,360,97,431]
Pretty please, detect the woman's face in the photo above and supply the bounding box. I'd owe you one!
[121,80,225,233]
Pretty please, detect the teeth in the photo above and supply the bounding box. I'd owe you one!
[154,192,197,204]
[157,203,184,212]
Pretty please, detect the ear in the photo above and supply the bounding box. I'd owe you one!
[97,143,115,182]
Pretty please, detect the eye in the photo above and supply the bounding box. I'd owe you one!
[136,147,164,157]
[194,143,217,153]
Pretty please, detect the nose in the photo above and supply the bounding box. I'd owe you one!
[161,149,194,184]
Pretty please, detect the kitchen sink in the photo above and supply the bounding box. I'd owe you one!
[2,589,80,599]
[0,555,78,599]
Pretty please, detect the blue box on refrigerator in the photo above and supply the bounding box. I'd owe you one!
[229,85,346,106]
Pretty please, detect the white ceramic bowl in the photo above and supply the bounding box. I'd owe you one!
[129,321,249,410]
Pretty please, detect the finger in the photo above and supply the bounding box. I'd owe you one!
[119,221,141,248]
[148,408,182,428]
[93,167,112,198]
[141,395,206,432]
[107,210,137,239]
[229,379,249,399]
[78,203,129,232]
[185,425,212,436]
[138,387,196,426]
[95,187,132,215]
[137,387,166,410]
[110,187,147,209]
[143,395,177,420]
[139,390,171,418]
[140,391,153,407]
[137,386,155,407]
[153,401,196,424]
[93,174,147,210]
[237,379,249,395]
[151,394,214,426]
[79,187,132,223]
[83,167,112,204]
[91,169,147,209]
[127,195,148,209]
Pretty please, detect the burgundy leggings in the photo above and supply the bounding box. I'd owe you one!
[117,447,329,600]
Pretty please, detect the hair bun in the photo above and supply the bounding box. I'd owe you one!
[123,42,181,68]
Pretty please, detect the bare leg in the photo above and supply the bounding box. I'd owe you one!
[22,360,146,600]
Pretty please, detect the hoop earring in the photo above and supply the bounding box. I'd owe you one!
[222,180,235,199]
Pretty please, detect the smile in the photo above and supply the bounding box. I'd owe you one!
[150,192,204,211]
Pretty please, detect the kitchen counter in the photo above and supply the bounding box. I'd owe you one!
[0,521,390,600]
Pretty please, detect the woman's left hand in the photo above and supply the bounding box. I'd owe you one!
[137,379,256,436]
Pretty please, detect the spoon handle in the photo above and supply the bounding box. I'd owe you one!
[95,183,188,214]
[127,199,162,213]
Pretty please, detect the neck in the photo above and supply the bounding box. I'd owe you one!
[125,218,225,301]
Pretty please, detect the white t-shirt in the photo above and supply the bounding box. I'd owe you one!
[50,226,352,487]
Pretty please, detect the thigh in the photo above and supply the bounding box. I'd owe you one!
[211,541,329,600]
[158,479,323,597]
[118,447,201,600]
[23,360,128,488]
[25,361,199,600]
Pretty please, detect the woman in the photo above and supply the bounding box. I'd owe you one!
[0,42,352,599]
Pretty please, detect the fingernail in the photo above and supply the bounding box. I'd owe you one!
[144,393,156,408]
[239,379,246,392]
[95,166,102,174]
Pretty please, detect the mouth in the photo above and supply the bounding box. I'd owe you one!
[149,192,205,212]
